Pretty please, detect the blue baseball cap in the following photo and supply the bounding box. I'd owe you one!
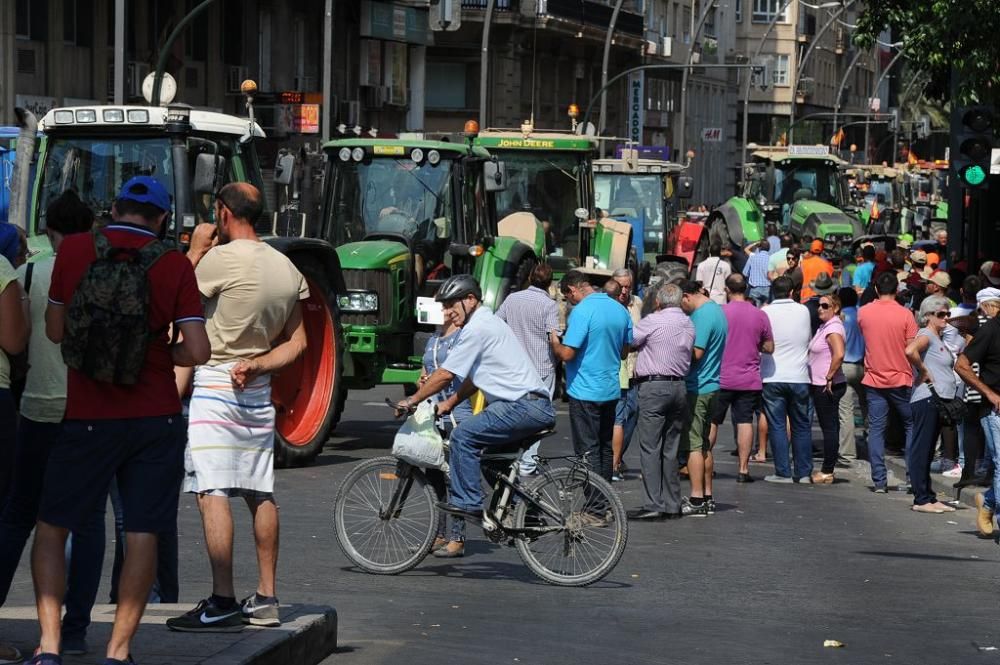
[117,176,171,212]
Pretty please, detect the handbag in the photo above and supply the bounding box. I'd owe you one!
[928,384,967,426]
[392,400,448,470]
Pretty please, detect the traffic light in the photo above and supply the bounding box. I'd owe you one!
[952,105,994,188]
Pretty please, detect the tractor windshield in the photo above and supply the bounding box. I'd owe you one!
[36,137,173,231]
[773,162,848,208]
[494,152,586,259]
[865,180,894,207]
[328,157,455,246]
[594,173,664,256]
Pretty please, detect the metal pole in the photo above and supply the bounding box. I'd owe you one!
[580,63,758,131]
[864,49,905,163]
[678,0,717,158]
[831,48,865,147]
[598,0,625,157]
[742,0,796,166]
[321,0,333,142]
[788,0,855,143]
[152,0,217,106]
[114,0,125,104]
[479,0,497,127]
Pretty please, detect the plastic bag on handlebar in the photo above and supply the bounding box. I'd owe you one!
[392,400,447,471]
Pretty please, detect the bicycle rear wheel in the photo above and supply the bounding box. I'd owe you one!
[334,456,439,574]
[513,466,628,586]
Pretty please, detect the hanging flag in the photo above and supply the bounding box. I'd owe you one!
[870,199,880,220]
[778,132,788,147]
[907,150,919,165]
[830,127,845,146]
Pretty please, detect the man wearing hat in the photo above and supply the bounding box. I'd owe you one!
[980,261,1000,288]
[925,270,955,307]
[800,239,834,303]
[957,288,1000,535]
[35,176,210,663]
[805,272,838,334]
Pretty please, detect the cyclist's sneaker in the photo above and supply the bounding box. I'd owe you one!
[241,594,281,627]
[166,598,243,633]
[706,498,716,515]
[681,497,709,518]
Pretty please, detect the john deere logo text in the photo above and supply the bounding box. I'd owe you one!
[497,138,556,149]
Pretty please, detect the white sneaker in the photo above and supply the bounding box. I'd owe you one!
[942,464,963,479]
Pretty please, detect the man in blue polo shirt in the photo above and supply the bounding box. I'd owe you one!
[396,275,555,518]
[551,271,633,485]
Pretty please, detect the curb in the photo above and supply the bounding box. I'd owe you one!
[225,605,338,665]
[884,455,983,509]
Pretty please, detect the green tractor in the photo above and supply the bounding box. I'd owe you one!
[474,128,636,281]
[318,133,542,398]
[708,145,864,266]
[847,165,904,234]
[13,100,346,467]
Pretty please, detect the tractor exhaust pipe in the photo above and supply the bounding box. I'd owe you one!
[9,107,38,232]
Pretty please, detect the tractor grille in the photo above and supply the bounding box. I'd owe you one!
[341,269,393,326]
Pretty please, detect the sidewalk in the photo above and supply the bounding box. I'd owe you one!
[0,604,337,665]
[883,453,983,509]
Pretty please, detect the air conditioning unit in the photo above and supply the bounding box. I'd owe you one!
[127,61,150,98]
[227,65,249,93]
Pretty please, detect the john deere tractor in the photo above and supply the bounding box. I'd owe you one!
[708,146,864,266]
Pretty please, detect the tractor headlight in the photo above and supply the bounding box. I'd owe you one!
[338,291,379,313]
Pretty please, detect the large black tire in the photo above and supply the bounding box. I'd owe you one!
[334,457,439,574]
[272,254,345,468]
[513,467,628,586]
[509,255,537,295]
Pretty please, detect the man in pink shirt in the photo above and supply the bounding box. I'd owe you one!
[857,271,917,492]
[707,274,774,482]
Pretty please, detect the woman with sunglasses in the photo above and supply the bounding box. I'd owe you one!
[807,293,847,483]
[905,295,964,513]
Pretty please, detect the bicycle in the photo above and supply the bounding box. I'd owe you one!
[333,402,628,586]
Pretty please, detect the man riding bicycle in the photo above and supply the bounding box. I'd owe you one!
[396,275,556,519]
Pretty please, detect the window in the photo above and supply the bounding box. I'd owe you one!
[185,0,208,60]
[773,54,789,86]
[15,0,29,38]
[752,0,789,23]
[735,0,742,22]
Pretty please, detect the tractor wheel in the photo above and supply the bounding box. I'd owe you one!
[707,214,734,253]
[505,255,537,297]
[272,255,345,468]
[653,260,691,286]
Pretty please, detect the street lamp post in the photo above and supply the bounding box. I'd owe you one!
[152,0,217,106]
[788,0,855,143]
[831,48,866,149]
[598,0,625,157]
[741,0,797,166]
[580,63,761,132]
[863,49,906,163]
[678,0,718,158]
[478,0,497,128]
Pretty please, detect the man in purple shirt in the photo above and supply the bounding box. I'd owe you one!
[708,274,774,482]
[626,283,695,521]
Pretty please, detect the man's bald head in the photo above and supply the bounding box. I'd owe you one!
[217,182,263,224]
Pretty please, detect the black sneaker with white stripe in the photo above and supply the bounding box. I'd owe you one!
[241,594,281,627]
[166,598,244,633]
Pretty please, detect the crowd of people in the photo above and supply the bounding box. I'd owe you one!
[0,179,307,665]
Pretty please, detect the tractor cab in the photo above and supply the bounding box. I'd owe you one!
[846,165,903,234]
[592,150,692,268]
[474,128,629,279]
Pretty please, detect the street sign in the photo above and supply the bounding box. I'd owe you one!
[788,145,830,156]
[627,72,645,144]
[701,128,722,142]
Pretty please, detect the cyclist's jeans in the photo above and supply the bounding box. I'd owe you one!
[448,397,556,512]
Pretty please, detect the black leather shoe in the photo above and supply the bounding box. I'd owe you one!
[663,512,682,519]
[437,502,483,519]
[626,509,667,521]
[737,473,755,483]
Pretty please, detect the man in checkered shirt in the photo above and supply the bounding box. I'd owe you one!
[496,263,560,475]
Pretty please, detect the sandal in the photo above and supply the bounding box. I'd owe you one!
[911,504,945,514]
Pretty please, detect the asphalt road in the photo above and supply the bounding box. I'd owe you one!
[6,388,1000,665]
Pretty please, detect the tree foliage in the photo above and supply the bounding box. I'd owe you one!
[855,0,1000,106]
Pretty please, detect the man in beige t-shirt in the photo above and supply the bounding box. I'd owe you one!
[169,183,307,633]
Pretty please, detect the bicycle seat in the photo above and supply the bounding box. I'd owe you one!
[481,429,558,461]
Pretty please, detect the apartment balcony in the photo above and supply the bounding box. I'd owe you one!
[460,0,645,42]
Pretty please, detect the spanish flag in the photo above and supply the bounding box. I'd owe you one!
[830,128,845,146]
[870,199,880,220]
[907,149,919,165]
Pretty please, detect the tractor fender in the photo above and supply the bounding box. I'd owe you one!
[477,236,536,311]
[264,237,346,294]
[711,201,751,249]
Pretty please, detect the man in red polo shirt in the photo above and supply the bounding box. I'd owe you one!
[857,271,917,493]
[30,177,210,665]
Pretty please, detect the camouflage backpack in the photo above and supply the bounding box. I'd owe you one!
[61,228,171,384]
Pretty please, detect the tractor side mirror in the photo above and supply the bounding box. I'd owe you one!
[193,152,226,196]
[274,153,296,186]
[484,160,507,192]
[676,176,694,199]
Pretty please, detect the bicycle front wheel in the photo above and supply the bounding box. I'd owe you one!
[513,466,628,586]
[334,456,439,574]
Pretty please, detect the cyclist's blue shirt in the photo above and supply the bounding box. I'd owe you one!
[441,306,547,403]
[563,292,633,402]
